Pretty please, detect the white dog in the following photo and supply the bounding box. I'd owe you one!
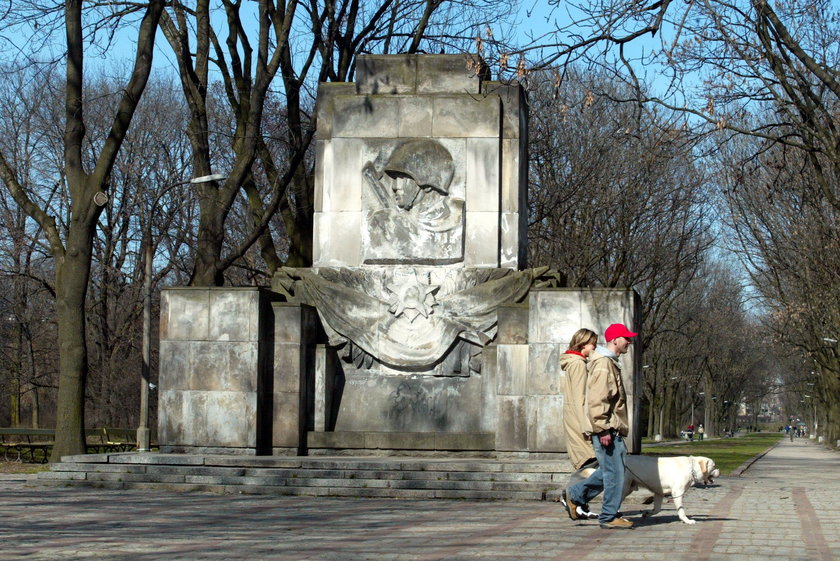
[569,455,719,524]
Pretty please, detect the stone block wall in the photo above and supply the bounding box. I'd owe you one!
[154,53,640,458]
[494,288,642,454]
[269,303,320,455]
[158,288,275,454]
[157,286,640,456]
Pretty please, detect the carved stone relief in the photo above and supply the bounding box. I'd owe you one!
[361,138,465,264]
[274,266,561,377]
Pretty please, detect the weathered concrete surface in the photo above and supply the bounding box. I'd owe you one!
[313,54,525,269]
[9,438,838,560]
[159,288,275,453]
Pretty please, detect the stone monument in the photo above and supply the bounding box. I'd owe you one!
[157,54,641,457]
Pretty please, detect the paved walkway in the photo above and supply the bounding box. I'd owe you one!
[1,437,837,560]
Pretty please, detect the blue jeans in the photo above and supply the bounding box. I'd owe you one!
[567,432,626,523]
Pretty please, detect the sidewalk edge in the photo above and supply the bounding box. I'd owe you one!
[730,438,783,477]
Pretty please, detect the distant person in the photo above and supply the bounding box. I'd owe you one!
[698,424,705,441]
[564,323,637,530]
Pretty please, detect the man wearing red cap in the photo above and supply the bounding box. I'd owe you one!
[564,323,637,529]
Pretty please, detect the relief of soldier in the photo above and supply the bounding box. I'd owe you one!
[363,139,465,262]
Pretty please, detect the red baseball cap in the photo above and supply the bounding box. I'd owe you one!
[605,323,638,342]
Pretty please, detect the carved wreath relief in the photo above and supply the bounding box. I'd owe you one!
[362,139,465,264]
[274,266,553,377]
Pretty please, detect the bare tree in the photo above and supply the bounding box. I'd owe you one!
[0,63,197,432]
[0,0,165,458]
[518,0,840,443]
[691,263,762,436]
[719,134,840,443]
[84,75,194,429]
[0,60,66,430]
[636,258,764,438]
[518,1,840,207]
[526,69,755,438]
[528,69,713,341]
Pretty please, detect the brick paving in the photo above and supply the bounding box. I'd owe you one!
[0,436,837,560]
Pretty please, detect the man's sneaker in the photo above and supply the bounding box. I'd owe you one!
[562,490,580,520]
[558,491,598,519]
[599,517,634,530]
[581,507,599,520]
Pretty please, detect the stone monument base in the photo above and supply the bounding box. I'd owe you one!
[158,286,641,456]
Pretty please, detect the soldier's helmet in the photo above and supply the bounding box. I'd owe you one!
[383,139,454,195]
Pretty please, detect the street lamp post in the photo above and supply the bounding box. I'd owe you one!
[136,174,226,452]
[137,227,153,452]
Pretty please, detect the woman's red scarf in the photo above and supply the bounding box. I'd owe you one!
[564,350,585,357]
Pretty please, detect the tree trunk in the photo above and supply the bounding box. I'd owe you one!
[50,227,94,460]
[190,187,226,286]
[26,330,38,428]
[9,377,20,427]
[9,317,22,426]
[646,393,655,438]
[31,385,40,429]
[703,396,714,437]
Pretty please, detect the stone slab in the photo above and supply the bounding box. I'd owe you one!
[324,138,362,211]
[501,138,522,213]
[416,54,487,94]
[305,431,494,451]
[160,290,209,341]
[313,211,362,266]
[332,95,401,138]
[496,305,529,344]
[495,396,527,451]
[314,82,356,140]
[482,80,527,139]
[496,344,528,396]
[527,394,565,451]
[330,373,486,433]
[356,55,418,94]
[527,343,564,396]
[208,289,259,342]
[464,211,500,267]
[158,390,258,448]
[465,137,500,212]
[431,95,500,138]
[398,97,433,137]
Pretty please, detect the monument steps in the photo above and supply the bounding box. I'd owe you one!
[39,453,573,500]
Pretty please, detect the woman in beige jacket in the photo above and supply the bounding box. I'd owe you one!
[560,328,598,470]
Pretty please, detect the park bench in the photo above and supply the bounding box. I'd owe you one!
[84,428,111,454]
[0,428,55,463]
[84,428,137,453]
[101,427,137,452]
[1,427,139,462]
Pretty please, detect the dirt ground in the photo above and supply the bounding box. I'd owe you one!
[0,460,49,474]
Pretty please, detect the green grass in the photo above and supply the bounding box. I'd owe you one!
[641,433,784,475]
